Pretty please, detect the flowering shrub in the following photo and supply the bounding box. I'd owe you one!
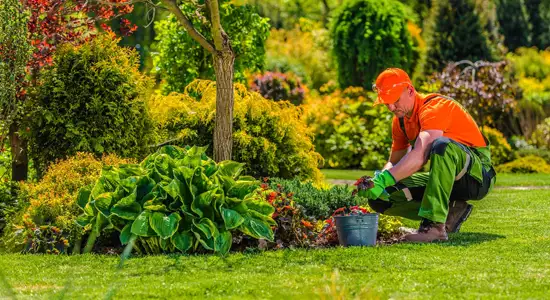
[530,117,550,149]
[249,72,308,105]
[303,87,393,169]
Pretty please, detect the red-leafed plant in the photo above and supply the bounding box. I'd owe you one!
[316,206,371,246]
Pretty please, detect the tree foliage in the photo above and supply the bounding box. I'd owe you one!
[496,0,532,52]
[331,0,415,89]
[416,0,497,80]
[153,2,270,94]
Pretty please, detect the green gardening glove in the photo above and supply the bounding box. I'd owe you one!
[357,170,396,200]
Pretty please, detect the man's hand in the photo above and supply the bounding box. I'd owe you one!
[357,170,396,200]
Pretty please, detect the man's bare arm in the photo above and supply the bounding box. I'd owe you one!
[382,148,409,171]
[388,130,444,182]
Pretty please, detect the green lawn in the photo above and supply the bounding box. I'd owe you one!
[1,187,550,299]
[322,169,550,187]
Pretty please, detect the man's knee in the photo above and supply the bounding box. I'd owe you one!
[430,137,452,156]
[368,199,392,213]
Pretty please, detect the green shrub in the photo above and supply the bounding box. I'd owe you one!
[1,152,134,254]
[482,127,515,165]
[304,87,393,170]
[416,0,497,80]
[148,80,324,183]
[0,181,21,236]
[516,148,550,164]
[525,0,550,50]
[530,117,550,149]
[331,0,415,89]
[152,3,269,94]
[496,0,532,52]
[28,35,155,176]
[76,145,275,255]
[495,155,550,173]
[267,177,403,239]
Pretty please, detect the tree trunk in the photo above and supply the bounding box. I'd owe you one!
[212,49,235,162]
[9,122,28,181]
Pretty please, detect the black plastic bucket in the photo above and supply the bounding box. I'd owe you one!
[334,213,379,247]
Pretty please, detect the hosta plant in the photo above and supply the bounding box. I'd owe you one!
[75,145,275,255]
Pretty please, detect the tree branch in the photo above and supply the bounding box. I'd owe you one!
[161,0,215,53]
[206,0,224,51]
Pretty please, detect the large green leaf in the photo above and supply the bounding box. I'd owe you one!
[158,145,187,160]
[153,153,176,181]
[228,180,259,199]
[143,199,168,212]
[191,190,215,219]
[75,214,94,227]
[218,161,244,178]
[118,164,145,179]
[119,223,132,245]
[192,218,218,240]
[111,202,141,220]
[161,178,183,199]
[136,176,156,203]
[221,208,245,230]
[171,231,193,252]
[218,175,237,194]
[150,212,181,239]
[203,160,218,177]
[93,193,113,217]
[76,186,92,210]
[245,199,275,216]
[192,229,214,251]
[173,167,195,205]
[248,210,277,227]
[91,177,108,199]
[215,231,232,255]
[131,211,156,237]
[240,217,274,242]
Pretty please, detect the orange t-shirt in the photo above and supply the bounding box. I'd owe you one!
[391,93,487,151]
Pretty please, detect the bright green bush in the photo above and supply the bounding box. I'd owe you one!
[1,153,134,254]
[482,127,515,165]
[530,117,550,149]
[153,3,270,94]
[495,155,550,173]
[148,80,324,183]
[304,87,393,170]
[416,0,497,79]
[28,35,155,176]
[76,145,275,255]
[331,0,415,89]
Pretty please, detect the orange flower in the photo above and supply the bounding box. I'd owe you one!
[301,220,313,229]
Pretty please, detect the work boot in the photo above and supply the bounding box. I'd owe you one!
[445,201,473,233]
[404,219,448,243]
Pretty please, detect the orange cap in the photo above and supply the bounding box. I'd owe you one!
[372,68,412,106]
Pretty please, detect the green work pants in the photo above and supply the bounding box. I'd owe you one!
[368,137,496,223]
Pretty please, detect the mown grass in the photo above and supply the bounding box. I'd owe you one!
[1,188,549,299]
[322,169,550,187]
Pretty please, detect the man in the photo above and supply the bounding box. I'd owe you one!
[358,68,496,243]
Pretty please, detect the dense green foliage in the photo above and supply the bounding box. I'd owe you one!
[305,87,393,170]
[76,145,275,255]
[516,148,550,164]
[0,0,31,135]
[416,0,497,79]
[525,0,550,50]
[496,0,532,52]
[27,35,155,176]
[148,80,323,182]
[153,3,270,94]
[331,0,415,89]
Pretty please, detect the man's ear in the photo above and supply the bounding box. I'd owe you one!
[408,85,415,96]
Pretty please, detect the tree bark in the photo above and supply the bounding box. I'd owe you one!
[9,122,28,181]
[213,49,235,162]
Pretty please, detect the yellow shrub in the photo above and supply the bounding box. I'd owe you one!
[496,155,550,173]
[3,153,135,253]
[148,79,324,183]
[482,126,514,165]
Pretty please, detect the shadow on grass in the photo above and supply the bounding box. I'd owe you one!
[441,232,505,246]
